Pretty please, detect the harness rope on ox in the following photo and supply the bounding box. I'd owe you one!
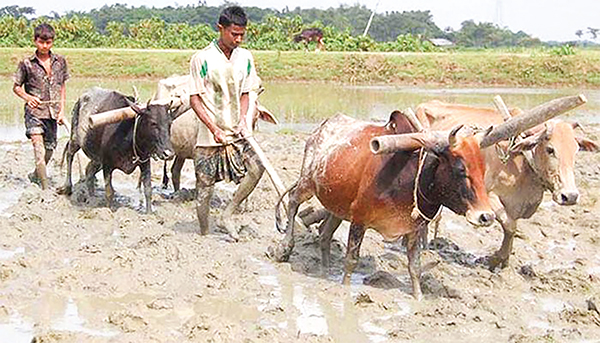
[132,113,150,165]
[411,148,442,222]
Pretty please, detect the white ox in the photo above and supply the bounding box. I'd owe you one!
[415,100,599,269]
[153,75,278,191]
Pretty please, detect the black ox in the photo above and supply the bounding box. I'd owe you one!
[59,88,174,213]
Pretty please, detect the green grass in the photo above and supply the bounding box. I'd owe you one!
[2,47,600,87]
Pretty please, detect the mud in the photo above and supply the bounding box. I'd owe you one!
[0,127,599,342]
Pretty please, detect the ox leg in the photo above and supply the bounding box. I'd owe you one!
[225,152,265,215]
[58,141,79,195]
[342,223,366,285]
[319,213,343,274]
[170,156,186,192]
[405,230,423,300]
[269,181,314,262]
[102,165,115,211]
[487,194,515,270]
[161,161,169,190]
[140,162,153,213]
[85,161,102,195]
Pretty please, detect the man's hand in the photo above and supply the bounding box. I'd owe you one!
[234,125,250,139]
[27,95,41,109]
[212,127,229,144]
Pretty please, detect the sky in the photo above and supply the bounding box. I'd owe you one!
[11,0,600,42]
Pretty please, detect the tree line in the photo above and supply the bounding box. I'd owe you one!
[0,4,544,50]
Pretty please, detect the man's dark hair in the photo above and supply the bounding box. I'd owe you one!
[34,23,55,41]
[218,6,247,27]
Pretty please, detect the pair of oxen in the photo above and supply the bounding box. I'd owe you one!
[269,94,597,300]
[59,79,597,300]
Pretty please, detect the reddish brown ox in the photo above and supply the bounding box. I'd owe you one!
[415,100,599,269]
[270,112,495,299]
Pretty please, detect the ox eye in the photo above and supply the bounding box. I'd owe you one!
[454,163,467,178]
[546,146,555,155]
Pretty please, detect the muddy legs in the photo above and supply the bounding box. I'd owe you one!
[342,223,366,285]
[31,134,49,190]
[318,213,342,273]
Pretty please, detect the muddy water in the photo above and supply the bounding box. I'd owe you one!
[1,80,600,341]
[1,78,599,139]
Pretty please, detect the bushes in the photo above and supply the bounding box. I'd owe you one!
[0,14,438,52]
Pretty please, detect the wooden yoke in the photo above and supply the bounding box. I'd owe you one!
[89,97,183,127]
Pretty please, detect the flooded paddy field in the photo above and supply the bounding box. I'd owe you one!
[0,79,600,342]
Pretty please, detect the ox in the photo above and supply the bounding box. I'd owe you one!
[293,28,325,51]
[59,88,174,213]
[415,100,599,269]
[270,112,496,299]
[153,75,277,194]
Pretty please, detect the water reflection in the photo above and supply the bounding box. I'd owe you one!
[1,79,598,140]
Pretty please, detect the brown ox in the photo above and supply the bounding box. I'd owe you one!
[270,112,495,299]
[415,100,599,269]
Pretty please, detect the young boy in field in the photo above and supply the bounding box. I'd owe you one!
[13,23,69,190]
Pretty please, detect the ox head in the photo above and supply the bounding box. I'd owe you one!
[509,120,599,205]
[128,100,174,161]
[371,125,495,227]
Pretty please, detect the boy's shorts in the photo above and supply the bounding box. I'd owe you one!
[25,112,57,150]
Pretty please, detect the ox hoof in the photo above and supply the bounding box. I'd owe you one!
[56,185,72,195]
[267,244,291,263]
[479,253,509,271]
[215,216,239,242]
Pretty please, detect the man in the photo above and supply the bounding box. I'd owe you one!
[13,23,69,190]
[189,5,265,238]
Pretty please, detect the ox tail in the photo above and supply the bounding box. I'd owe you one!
[275,180,298,234]
[59,141,69,171]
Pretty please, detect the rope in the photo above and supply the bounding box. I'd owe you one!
[131,113,150,165]
[411,148,441,222]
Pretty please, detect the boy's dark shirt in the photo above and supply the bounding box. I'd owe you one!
[13,51,69,119]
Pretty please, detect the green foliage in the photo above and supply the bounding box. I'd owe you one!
[0,3,543,51]
[551,44,576,56]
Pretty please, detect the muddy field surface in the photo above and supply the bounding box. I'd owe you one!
[1,128,600,343]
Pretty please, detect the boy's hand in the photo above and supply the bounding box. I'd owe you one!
[27,96,41,109]
[56,111,64,125]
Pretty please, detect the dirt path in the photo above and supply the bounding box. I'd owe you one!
[1,128,600,342]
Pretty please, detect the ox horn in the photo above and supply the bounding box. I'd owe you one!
[479,94,587,148]
[448,124,463,148]
[370,132,443,154]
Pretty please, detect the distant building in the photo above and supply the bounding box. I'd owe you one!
[429,38,454,47]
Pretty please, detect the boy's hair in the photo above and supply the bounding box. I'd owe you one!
[34,23,55,41]
[218,6,247,27]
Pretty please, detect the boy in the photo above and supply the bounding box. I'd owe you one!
[13,23,69,190]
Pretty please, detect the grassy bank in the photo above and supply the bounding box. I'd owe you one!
[2,48,600,87]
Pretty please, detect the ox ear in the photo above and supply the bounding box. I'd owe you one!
[576,137,600,152]
[256,104,278,125]
[385,110,402,133]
